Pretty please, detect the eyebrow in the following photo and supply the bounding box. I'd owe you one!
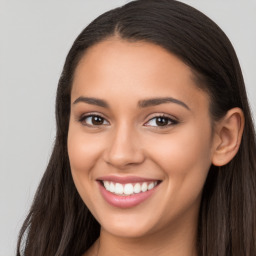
[138,97,190,110]
[73,96,190,110]
[73,97,109,108]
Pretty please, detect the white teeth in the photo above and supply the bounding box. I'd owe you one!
[103,180,158,195]
[109,182,115,193]
[141,182,147,192]
[148,182,154,190]
[103,181,110,191]
[115,183,124,194]
[124,184,133,195]
[134,183,141,193]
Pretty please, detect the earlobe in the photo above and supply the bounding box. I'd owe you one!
[212,108,244,166]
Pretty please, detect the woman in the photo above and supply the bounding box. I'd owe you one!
[17,0,256,255]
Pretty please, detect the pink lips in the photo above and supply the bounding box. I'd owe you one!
[97,176,160,208]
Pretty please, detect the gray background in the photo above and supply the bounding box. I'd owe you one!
[0,0,255,255]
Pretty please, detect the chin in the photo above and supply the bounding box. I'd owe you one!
[97,210,160,238]
[102,223,154,239]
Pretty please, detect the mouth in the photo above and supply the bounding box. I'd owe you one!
[97,176,162,208]
[100,180,160,196]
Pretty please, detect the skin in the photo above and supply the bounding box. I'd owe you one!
[67,38,244,256]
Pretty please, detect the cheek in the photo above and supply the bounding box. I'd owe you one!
[145,123,212,194]
[146,125,212,222]
[67,126,104,176]
[165,134,211,175]
[67,125,104,202]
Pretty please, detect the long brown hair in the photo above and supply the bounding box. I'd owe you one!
[17,0,256,255]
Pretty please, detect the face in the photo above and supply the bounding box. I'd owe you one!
[68,38,215,239]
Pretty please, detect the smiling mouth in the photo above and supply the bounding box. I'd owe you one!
[100,180,161,196]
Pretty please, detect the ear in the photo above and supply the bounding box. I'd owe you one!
[212,108,244,166]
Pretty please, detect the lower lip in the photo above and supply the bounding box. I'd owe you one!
[98,182,158,208]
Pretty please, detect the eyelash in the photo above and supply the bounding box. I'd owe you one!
[79,113,109,127]
[144,115,178,128]
[78,113,178,128]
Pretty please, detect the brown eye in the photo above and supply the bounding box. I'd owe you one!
[155,117,169,126]
[144,115,178,128]
[79,115,109,126]
[91,116,104,125]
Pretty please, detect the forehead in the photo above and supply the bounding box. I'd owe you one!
[74,38,193,85]
[71,38,209,111]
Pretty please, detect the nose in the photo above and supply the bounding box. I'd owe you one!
[103,123,145,169]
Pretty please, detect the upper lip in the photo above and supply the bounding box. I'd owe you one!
[97,175,161,184]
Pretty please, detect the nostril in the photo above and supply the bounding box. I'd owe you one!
[103,135,145,168]
[103,148,146,168]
